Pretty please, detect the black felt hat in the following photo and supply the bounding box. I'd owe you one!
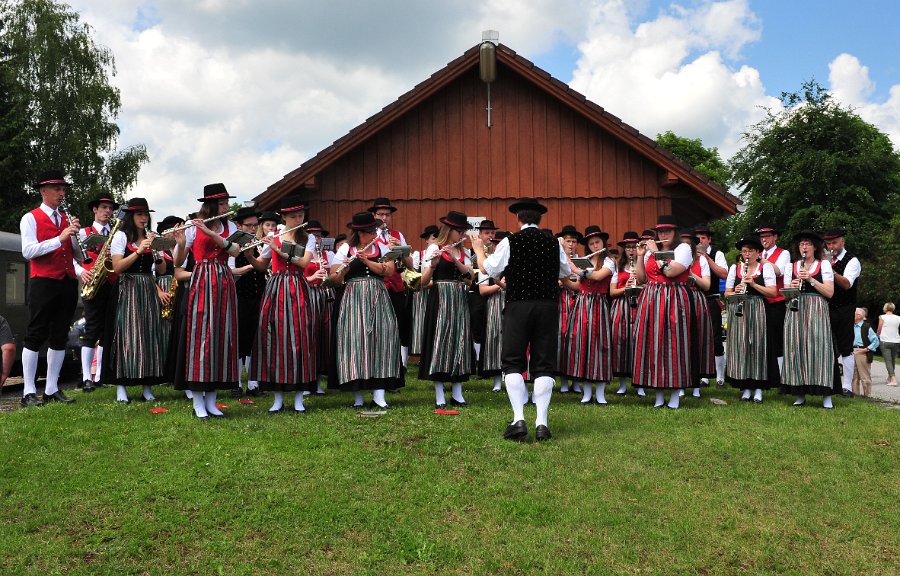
[556,225,583,241]
[735,236,763,251]
[793,229,823,244]
[476,219,499,230]
[347,212,382,230]
[439,211,473,230]
[679,227,700,244]
[492,231,509,243]
[755,224,780,236]
[157,215,183,233]
[278,195,308,215]
[580,225,609,245]
[232,206,261,223]
[124,197,154,212]
[367,197,398,213]
[258,211,281,224]
[35,169,72,189]
[197,183,235,202]
[87,193,120,210]
[821,227,848,240]
[654,215,677,230]
[640,229,657,240]
[508,198,548,214]
[693,222,713,235]
[419,224,440,239]
[306,220,329,236]
[617,231,641,247]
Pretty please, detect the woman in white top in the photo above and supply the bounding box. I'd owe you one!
[877,302,899,385]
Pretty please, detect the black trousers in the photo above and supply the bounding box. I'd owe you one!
[830,304,855,357]
[707,296,725,357]
[81,280,112,346]
[501,300,558,379]
[388,288,410,348]
[468,291,487,344]
[764,300,786,358]
[24,277,78,350]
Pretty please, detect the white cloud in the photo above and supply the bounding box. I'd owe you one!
[827,53,900,150]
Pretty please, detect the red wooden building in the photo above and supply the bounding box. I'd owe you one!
[254,42,738,241]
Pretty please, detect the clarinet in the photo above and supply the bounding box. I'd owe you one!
[735,257,748,317]
[789,252,806,312]
[59,198,93,264]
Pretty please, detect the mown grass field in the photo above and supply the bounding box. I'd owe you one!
[1,369,898,575]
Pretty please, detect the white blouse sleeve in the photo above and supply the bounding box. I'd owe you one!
[698,256,710,277]
[332,243,351,264]
[673,243,694,268]
[422,244,440,269]
[305,234,317,255]
[110,231,128,256]
[820,259,835,282]
[725,265,737,290]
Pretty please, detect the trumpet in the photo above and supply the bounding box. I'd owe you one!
[789,252,806,312]
[735,258,749,317]
[144,224,163,265]
[59,198,93,264]
[160,211,234,235]
[625,254,643,307]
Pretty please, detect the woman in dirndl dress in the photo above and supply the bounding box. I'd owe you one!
[680,229,716,399]
[303,220,334,395]
[562,225,615,405]
[409,225,439,356]
[632,215,695,409]
[329,212,403,409]
[609,231,645,397]
[248,196,317,413]
[479,231,508,392]
[105,198,169,403]
[723,236,778,402]
[173,183,242,419]
[780,230,838,409]
[419,211,475,408]
[555,225,582,394]
[154,216,181,378]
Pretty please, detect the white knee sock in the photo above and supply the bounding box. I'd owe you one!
[492,375,502,391]
[573,381,582,393]
[777,356,784,372]
[44,349,66,395]
[81,347,94,382]
[533,376,554,427]
[793,395,806,406]
[580,382,592,402]
[192,392,208,417]
[451,382,465,403]
[692,387,701,397]
[22,348,39,396]
[823,395,834,409]
[142,385,155,401]
[94,346,104,381]
[237,357,245,380]
[741,389,751,400]
[559,375,569,392]
[401,346,409,367]
[678,388,685,397]
[841,355,854,390]
[116,385,129,402]
[637,386,646,397]
[596,382,607,404]
[473,343,481,362]
[248,379,259,391]
[372,389,387,408]
[505,373,528,423]
[434,382,446,405]
[654,391,665,407]
[316,378,324,394]
[753,388,763,402]
[270,391,284,411]
[616,377,627,394]
[294,392,306,411]
[667,390,681,409]
[715,355,725,382]
[184,389,193,399]
[206,391,223,416]
[353,391,364,407]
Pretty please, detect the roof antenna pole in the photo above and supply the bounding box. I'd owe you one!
[479,30,498,129]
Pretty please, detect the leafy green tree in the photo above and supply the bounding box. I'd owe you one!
[656,130,731,188]
[729,80,900,263]
[0,0,148,232]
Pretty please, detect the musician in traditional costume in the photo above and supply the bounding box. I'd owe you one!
[695,223,728,387]
[632,215,695,409]
[368,198,415,371]
[228,207,268,398]
[780,231,838,408]
[103,198,169,402]
[822,228,862,397]
[329,211,403,409]
[723,237,778,402]
[756,225,790,389]
[473,198,572,441]
[681,228,715,398]
[562,225,615,405]
[154,216,183,375]
[469,219,498,368]
[173,183,242,419]
[419,211,475,408]
[18,170,81,406]
[74,193,119,392]
[303,220,335,395]
[410,225,439,356]
[609,231,645,397]
[479,231,508,392]
[555,225,583,394]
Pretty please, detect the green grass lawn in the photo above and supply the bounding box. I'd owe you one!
[1,370,898,575]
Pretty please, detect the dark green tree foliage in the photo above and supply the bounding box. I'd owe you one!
[730,80,900,263]
[858,214,900,323]
[0,0,148,232]
[655,130,731,188]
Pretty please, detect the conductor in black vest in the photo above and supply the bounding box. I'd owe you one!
[472,198,571,441]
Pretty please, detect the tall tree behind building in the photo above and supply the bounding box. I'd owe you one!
[0,0,148,232]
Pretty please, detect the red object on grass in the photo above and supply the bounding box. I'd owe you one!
[215,403,229,409]
[150,407,169,414]
[434,409,460,415]
[238,399,254,404]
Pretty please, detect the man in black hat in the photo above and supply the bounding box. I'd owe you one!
[470,218,499,368]
[74,193,121,392]
[823,227,861,397]
[694,223,728,387]
[228,206,267,397]
[472,198,572,441]
[18,170,82,406]
[756,225,791,381]
[368,198,415,370]
[555,224,583,394]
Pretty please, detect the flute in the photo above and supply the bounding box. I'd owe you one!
[334,235,379,275]
[240,222,309,253]
[160,211,234,235]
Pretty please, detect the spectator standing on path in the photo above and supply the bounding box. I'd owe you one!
[877,303,899,386]
[851,308,880,397]
[0,315,15,388]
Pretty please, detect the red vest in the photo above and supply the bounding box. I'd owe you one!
[764,246,786,303]
[271,237,304,273]
[376,228,405,292]
[28,208,75,280]
[645,252,690,284]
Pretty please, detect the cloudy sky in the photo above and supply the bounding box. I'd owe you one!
[67,0,900,218]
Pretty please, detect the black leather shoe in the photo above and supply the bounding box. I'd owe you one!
[841,389,854,398]
[43,390,75,404]
[503,420,528,440]
[368,402,390,411]
[116,399,130,405]
[83,380,96,392]
[230,386,243,398]
[20,393,44,407]
[268,407,283,415]
[535,424,552,441]
[449,398,468,407]
[196,414,210,420]
[435,403,446,409]
[247,387,263,397]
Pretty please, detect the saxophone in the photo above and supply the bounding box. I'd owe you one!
[161,271,178,321]
[81,211,123,300]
